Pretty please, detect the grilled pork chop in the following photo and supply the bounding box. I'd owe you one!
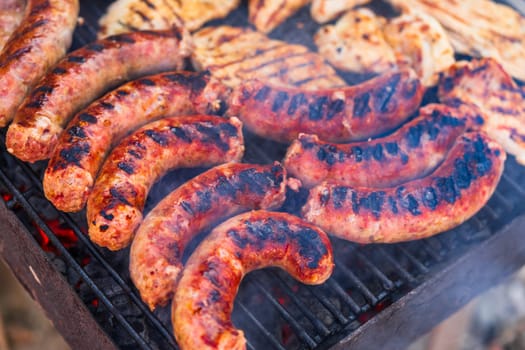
[310,0,372,23]
[98,0,240,38]
[192,25,346,89]
[387,0,525,81]
[249,0,310,33]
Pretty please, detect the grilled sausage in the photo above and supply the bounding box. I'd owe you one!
[43,71,230,213]
[227,69,424,143]
[5,28,193,162]
[86,115,244,250]
[130,162,288,310]
[0,0,26,52]
[284,103,479,188]
[172,210,334,350]
[302,132,505,243]
[0,0,79,127]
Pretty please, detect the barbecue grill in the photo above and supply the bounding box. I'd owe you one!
[2,1,525,349]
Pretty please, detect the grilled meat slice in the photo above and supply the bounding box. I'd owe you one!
[98,0,240,37]
[192,25,346,90]
[310,0,372,23]
[387,0,525,81]
[0,0,25,52]
[248,0,310,33]
[314,8,396,74]
[438,58,525,165]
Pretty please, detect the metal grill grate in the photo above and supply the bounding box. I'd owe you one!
[1,1,525,349]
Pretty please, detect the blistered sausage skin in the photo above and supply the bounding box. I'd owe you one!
[0,0,79,127]
[130,162,288,310]
[6,28,193,163]
[302,132,505,243]
[284,104,479,188]
[43,71,230,213]
[87,115,244,251]
[227,69,424,143]
[173,210,334,350]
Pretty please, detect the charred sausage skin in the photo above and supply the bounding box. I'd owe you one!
[172,210,333,350]
[284,104,479,188]
[302,132,505,243]
[0,0,79,127]
[43,71,230,213]
[87,115,244,251]
[227,69,424,143]
[130,162,288,310]
[6,28,193,162]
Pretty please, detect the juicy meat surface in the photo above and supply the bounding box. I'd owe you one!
[284,103,475,188]
[5,28,193,163]
[192,25,346,90]
[130,162,288,309]
[227,69,424,143]
[43,71,230,213]
[310,0,372,23]
[87,115,244,251]
[0,0,79,127]
[302,132,506,243]
[438,58,525,165]
[98,0,240,37]
[0,0,26,52]
[172,210,333,350]
[248,0,310,33]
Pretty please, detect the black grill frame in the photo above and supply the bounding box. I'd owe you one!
[1,1,525,349]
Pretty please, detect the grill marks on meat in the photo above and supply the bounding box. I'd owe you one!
[248,0,310,33]
[0,0,26,52]
[284,104,473,188]
[172,210,333,350]
[98,0,240,37]
[438,58,525,165]
[43,71,230,213]
[0,0,79,127]
[191,25,346,90]
[130,163,287,309]
[310,0,372,23]
[302,132,506,243]
[228,69,424,143]
[5,28,193,163]
[87,115,244,251]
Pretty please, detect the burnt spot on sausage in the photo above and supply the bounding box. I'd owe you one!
[202,262,221,288]
[238,169,272,195]
[404,194,421,216]
[388,196,398,214]
[272,92,289,112]
[67,55,86,63]
[196,190,212,212]
[402,79,420,99]
[180,200,194,215]
[117,161,135,175]
[229,229,248,249]
[0,47,31,68]
[52,67,67,75]
[372,144,384,161]
[309,96,328,121]
[163,72,208,95]
[208,289,221,303]
[109,34,136,44]
[170,126,192,143]
[144,129,169,146]
[288,93,307,115]
[33,85,54,94]
[100,102,115,110]
[352,146,363,162]
[216,176,236,198]
[316,147,327,162]
[109,187,132,206]
[254,86,271,101]
[245,219,273,243]
[219,122,238,137]
[99,224,109,232]
[24,93,47,109]
[67,126,86,139]
[99,210,114,221]
[422,187,438,210]
[368,191,385,218]
[320,189,330,206]
[299,137,314,150]
[138,78,156,86]
[406,124,423,148]
[29,1,50,15]
[117,90,130,97]
[353,92,371,118]
[86,42,105,52]
[295,227,327,269]
[436,177,459,204]
[58,143,90,167]
[400,152,409,165]
[374,73,401,112]
[428,124,440,141]
[332,186,348,209]
[385,142,398,155]
[440,76,455,93]
[351,191,359,213]
[468,135,493,176]
[196,124,229,151]
[270,164,284,184]
[327,99,345,120]
[79,113,97,124]
[454,158,471,189]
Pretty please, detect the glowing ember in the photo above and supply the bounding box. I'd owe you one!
[33,219,79,253]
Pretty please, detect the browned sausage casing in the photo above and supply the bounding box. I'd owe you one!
[172,210,334,350]
[0,0,79,127]
[6,28,193,162]
[284,104,478,188]
[302,132,505,243]
[87,115,244,251]
[227,69,424,143]
[43,71,230,213]
[130,162,288,310]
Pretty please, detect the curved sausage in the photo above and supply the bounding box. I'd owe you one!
[43,71,230,213]
[130,162,288,310]
[86,115,244,250]
[172,210,334,350]
[284,103,478,188]
[302,132,505,243]
[5,28,193,162]
[0,0,79,127]
[0,0,26,52]
[227,69,424,143]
